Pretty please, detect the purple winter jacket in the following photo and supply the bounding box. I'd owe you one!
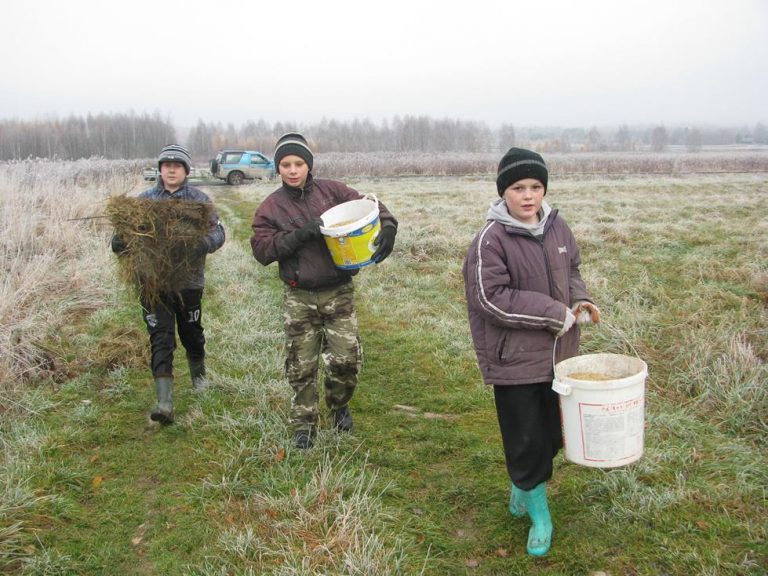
[250,175,398,290]
[462,209,592,386]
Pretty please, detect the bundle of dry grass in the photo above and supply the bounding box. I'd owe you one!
[106,195,213,306]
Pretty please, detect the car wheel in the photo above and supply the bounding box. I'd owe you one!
[227,171,244,185]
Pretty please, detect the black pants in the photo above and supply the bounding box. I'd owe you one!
[141,289,205,378]
[494,382,563,490]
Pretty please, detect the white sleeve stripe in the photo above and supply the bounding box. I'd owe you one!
[474,221,562,328]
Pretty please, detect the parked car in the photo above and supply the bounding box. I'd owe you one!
[142,165,209,181]
[143,166,159,181]
[210,150,275,185]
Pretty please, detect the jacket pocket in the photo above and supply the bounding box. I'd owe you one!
[496,329,553,365]
[496,333,509,363]
[280,256,300,286]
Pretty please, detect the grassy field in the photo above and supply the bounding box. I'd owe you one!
[1,161,766,575]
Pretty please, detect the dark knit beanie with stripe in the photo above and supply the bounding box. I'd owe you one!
[496,147,548,196]
[274,132,314,171]
[158,144,192,174]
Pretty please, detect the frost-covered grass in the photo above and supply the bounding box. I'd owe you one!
[313,148,768,178]
[0,158,144,391]
[1,160,766,574]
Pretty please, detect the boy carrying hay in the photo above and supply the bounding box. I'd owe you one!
[110,144,225,424]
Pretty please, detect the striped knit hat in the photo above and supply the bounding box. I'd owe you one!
[158,144,192,174]
[274,132,313,171]
[496,147,548,196]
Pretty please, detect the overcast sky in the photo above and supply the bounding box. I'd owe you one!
[1,0,766,130]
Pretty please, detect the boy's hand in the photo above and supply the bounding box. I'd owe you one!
[295,218,323,243]
[556,307,577,337]
[572,301,601,324]
[372,226,396,263]
[111,235,129,255]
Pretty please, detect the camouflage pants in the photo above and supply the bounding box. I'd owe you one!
[283,282,362,431]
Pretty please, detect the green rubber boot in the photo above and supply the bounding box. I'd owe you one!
[188,358,208,393]
[508,482,527,518]
[150,377,174,425]
[522,482,553,556]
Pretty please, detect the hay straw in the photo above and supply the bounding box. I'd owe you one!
[106,195,213,307]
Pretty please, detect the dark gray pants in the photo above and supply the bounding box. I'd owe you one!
[494,382,563,490]
[141,289,205,378]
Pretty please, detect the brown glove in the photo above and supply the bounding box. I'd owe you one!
[572,301,601,324]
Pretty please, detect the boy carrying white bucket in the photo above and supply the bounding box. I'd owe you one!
[462,148,600,556]
[250,132,398,450]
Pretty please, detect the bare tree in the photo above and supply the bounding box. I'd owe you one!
[584,127,604,152]
[650,125,668,152]
[497,123,516,151]
[684,127,702,152]
[754,123,768,144]
[615,125,632,151]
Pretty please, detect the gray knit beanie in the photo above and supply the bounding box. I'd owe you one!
[158,144,192,174]
[274,132,314,171]
[496,147,548,196]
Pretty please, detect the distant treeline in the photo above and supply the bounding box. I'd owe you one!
[314,150,768,179]
[186,118,768,159]
[0,112,176,161]
[1,112,766,161]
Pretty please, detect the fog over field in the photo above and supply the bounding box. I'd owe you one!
[1,0,766,129]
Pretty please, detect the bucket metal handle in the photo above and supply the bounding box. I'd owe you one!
[551,336,572,394]
[363,193,379,209]
[552,379,572,396]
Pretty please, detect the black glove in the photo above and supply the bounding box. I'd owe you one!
[111,235,129,255]
[372,226,396,263]
[294,218,323,243]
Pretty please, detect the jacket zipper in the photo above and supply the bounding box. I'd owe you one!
[537,235,555,298]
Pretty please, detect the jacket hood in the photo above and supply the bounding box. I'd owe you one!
[486,198,552,237]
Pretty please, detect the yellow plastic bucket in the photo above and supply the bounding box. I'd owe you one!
[552,353,648,468]
[319,194,380,270]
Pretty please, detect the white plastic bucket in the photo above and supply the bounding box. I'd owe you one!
[552,353,647,468]
[319,194,380,270]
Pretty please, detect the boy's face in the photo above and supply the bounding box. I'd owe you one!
[160,161,187,191]
[502,178,545,224]
[278,155,309,188]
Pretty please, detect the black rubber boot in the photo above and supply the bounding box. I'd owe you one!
[294,429,314,449]
[150,377,174,425]
[332,406,353,432]
[188,358,208,392]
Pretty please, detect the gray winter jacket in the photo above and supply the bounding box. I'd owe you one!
[462,207,592,386]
